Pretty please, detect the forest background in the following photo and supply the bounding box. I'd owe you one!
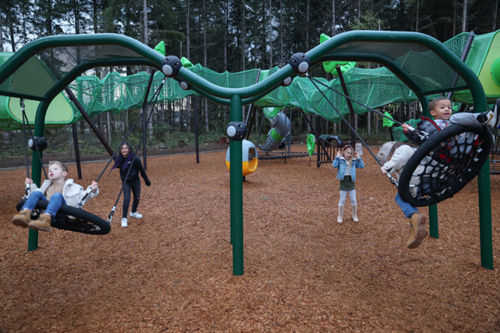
[0,0,499,158]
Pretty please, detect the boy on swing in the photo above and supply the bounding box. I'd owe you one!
[12,161,99,232]
[381,97,499,249]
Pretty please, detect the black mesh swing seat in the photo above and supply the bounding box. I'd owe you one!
[16,200,110,235]
[398,124,493,207]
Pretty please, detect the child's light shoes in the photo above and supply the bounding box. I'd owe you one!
[130,211,143,219]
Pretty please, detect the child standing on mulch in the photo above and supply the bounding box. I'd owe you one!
[12,161,99,232]
[332,145,364,223]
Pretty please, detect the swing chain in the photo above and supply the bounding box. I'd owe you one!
[77,188,93,209]
[407,125,429,141]
[386,172,399,187]
[107,206,116,223]
[23,183,30,200]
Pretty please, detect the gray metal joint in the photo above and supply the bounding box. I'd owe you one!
[175,78,192,90]
[288,53,310,75]
[29,136,48,152]
[161,56,182,77]
[226,122,247,141]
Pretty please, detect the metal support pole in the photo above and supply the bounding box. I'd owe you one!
[229,95,244,276]
[479,159,494,269]
[66,87,114,156]
[194,98,200,163]
[72,123,83,179]
[142,70,156,170]
[336,67,356,146]
[41,54,114,156]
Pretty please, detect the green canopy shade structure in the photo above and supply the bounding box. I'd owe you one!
[454,30,500,104]
[0,31,492,273]
[0,53,73,130]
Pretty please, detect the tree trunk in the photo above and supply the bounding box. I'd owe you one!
[224,2,228,127]
[148,106,154,139]
[8,8,16,52]
[306,0,309,51]
[453,2,457,36]
[203,0,209,132]
[2,131,10,147]
[368,111,371,138]
[107,112,111,143]
[143,0,148,45]
[269,0,272,68]
[0,11,3,52]
[280,0,283,67]
[494,0,499,31]
[416,0,419,31]
[462,0,467,32]
[332,0,336,35]
[185,1,189,59]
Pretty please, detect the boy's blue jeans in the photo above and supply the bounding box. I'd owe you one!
[395,192,418,218]
[22,191,67,220]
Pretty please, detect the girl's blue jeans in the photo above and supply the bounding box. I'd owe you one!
[395,192,418,218]
[22,191,67,220]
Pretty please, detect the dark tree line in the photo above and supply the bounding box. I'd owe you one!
[0,0,498,147]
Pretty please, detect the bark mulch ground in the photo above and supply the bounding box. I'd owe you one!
[1,144,499,332]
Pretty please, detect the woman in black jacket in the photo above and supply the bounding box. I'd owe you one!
[111,142,151,227]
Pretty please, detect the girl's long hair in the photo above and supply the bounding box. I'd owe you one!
[110,142,134,173]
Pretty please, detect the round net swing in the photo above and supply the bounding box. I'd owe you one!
[398,124,493,207]
[15,200,110,235]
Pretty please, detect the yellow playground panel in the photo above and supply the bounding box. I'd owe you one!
[226,139,259,176]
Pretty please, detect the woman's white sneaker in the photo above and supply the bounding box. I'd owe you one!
[121,218,128,227]
[130,212,143,219]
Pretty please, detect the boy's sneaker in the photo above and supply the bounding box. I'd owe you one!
[28,214,51,232]
[407,213,428,249]
[121,218,128,227]
[483,98,500,129]
[130,211,143,219]
[12,209,32,228]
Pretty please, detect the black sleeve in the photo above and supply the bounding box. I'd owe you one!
[135,157,150,184]
[404,123,428,146]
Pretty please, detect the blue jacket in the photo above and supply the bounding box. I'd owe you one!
[332,156,364,181]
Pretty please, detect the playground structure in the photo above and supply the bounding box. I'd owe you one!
[225,139,259,176]
[0,31,494,275]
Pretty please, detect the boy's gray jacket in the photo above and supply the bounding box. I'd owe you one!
[29,179,99,208]
[332,156,365,181]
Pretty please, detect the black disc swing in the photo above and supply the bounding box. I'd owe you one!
[15,98,110,235]
[15,71,167,232]
[307,75,494,207]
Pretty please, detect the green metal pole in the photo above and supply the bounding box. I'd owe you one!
[28,102,49,251]
[478,159,493,269]
[428,205,438,239]
[229,95,244,276]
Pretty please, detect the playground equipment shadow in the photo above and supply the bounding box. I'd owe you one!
[0,145,499,332]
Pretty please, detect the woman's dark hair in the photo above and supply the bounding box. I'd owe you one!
[110,142,134,172]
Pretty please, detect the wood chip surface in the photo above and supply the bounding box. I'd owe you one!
[1,145,499,332]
